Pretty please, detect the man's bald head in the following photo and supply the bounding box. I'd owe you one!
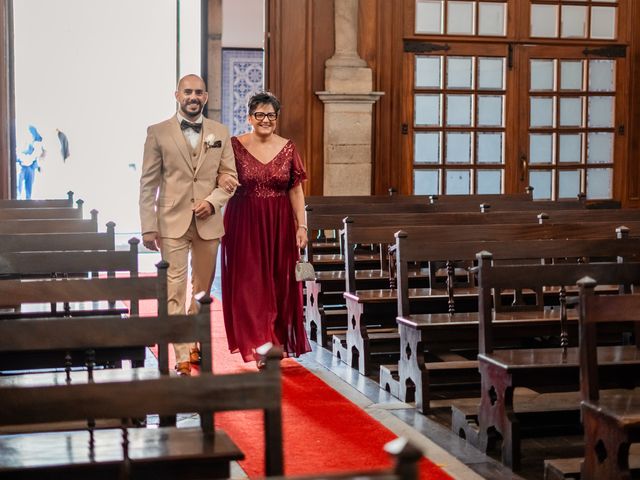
[175,74,208,120]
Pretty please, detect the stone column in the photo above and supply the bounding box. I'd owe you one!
[316,0,383,195]
[206,0,222,122]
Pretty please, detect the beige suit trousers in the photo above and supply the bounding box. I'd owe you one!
[161,216,219,363]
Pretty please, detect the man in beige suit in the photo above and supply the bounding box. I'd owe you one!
[139,74,238,375]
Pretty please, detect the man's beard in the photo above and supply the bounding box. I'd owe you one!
[181,101,202,118]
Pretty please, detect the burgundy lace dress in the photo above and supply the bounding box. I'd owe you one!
[221,137,311,362]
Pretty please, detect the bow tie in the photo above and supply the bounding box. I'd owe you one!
[180,120,202,133]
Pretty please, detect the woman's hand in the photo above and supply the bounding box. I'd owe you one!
[296,226,308,249]
[217,173,240,193]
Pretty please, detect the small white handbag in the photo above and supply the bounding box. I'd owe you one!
[294,261,316,282]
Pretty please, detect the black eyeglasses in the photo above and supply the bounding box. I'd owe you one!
[252,112,278,121]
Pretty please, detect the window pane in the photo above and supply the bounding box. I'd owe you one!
[561,5,587,38]
[478,57,504,89]
[529,170,553,199]
[589,60,615,92]
[478,2,505,36]
[447,57,473,89]
[559,134,582,163]
[414,132,440,164]
[447,1,474,35]
[414,169,439,195]
[445,169,471,194]
[530,133,553,164]
[559,97,583,127]
[588,96,614,128]
[477,132,503,164]
[416,0,443,34]
[477,95,503,127]
[446,95,472,126]
[531,60,554,91]
[559,170,581,199]
[446,132,471,163]
[530,97,554,127]
[531,4,558,38]
[586,168,613,199]
[560,60,583,90]
[590,7,616,40]
[416,56,442,88]
[415,95,441,126]
[477,170,502,194]
[587,132,614,164]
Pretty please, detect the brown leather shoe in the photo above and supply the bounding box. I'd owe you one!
[189,346,201,365]
[175,361,191,376]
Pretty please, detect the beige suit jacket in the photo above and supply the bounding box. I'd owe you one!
[139,115,237,240]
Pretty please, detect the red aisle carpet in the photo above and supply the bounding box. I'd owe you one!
[142,297,452,479]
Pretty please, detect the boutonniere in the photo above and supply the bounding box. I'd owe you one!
[204,134,216,151]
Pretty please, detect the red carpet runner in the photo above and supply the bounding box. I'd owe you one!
[143,297,452,479]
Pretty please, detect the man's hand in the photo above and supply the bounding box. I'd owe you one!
[143,231,161,251]
[193,200,214,219]
[217,173,240,194]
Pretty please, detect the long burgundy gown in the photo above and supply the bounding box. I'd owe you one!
[221,137,312,362]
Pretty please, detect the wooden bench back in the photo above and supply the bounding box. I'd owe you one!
[0,223,116,252]
[578,277,640,403]
[476,255,640,354]
[0,209,99,233]
[0,237,139,278]
[0,206,84,220]
[0,191,74,208]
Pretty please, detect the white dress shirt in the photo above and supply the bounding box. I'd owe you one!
[176,112,203,150]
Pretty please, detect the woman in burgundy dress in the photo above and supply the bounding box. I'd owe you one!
[219,92,311,366]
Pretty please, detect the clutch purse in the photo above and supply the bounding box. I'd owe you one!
[295,261,316,282]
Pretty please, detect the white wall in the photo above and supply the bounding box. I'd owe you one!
[222,0,264,48]
[13,0,177,232]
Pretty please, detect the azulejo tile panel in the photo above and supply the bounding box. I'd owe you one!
[221,49,264,136]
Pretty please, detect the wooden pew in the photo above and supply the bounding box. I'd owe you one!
[388,233,640,413]
[0,209,99,233]
[472,258,640,470]
[339,221,640,376]
[0,190,74,208]
[0,205,84,220]
[543,279,640,480]
[0,222,116,252]
[0,296,285,478]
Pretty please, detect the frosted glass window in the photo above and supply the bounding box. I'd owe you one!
[586,168,613,199]
[477,95,503,126]
[559,97,583,127]
[561,5,587,38]
[531,60,554,91]
[446,95,472,126]
[530,97,554,127]
[447,2,474,35]
[477,132,503,164]
[447,57,473,89]
[446,132,471,163]
[559,171,581,199]
[416,57,442,88]
[415,95,441,126]
[477,170,502,194]
[416,0,443,34]
[531,4,558,38]
[414,170,440,195]
[530,134,553,164]
[414,133,440,164]
[590,7,616,40]
[559,134,582,163]
[530,171,553,200]
[589,60,615,92]
[587,132,614,164]
[445,170,471,194]
[478,2,505,36]
[560,61,583,90]
[478,57,504,89]
[588,96,614,128]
